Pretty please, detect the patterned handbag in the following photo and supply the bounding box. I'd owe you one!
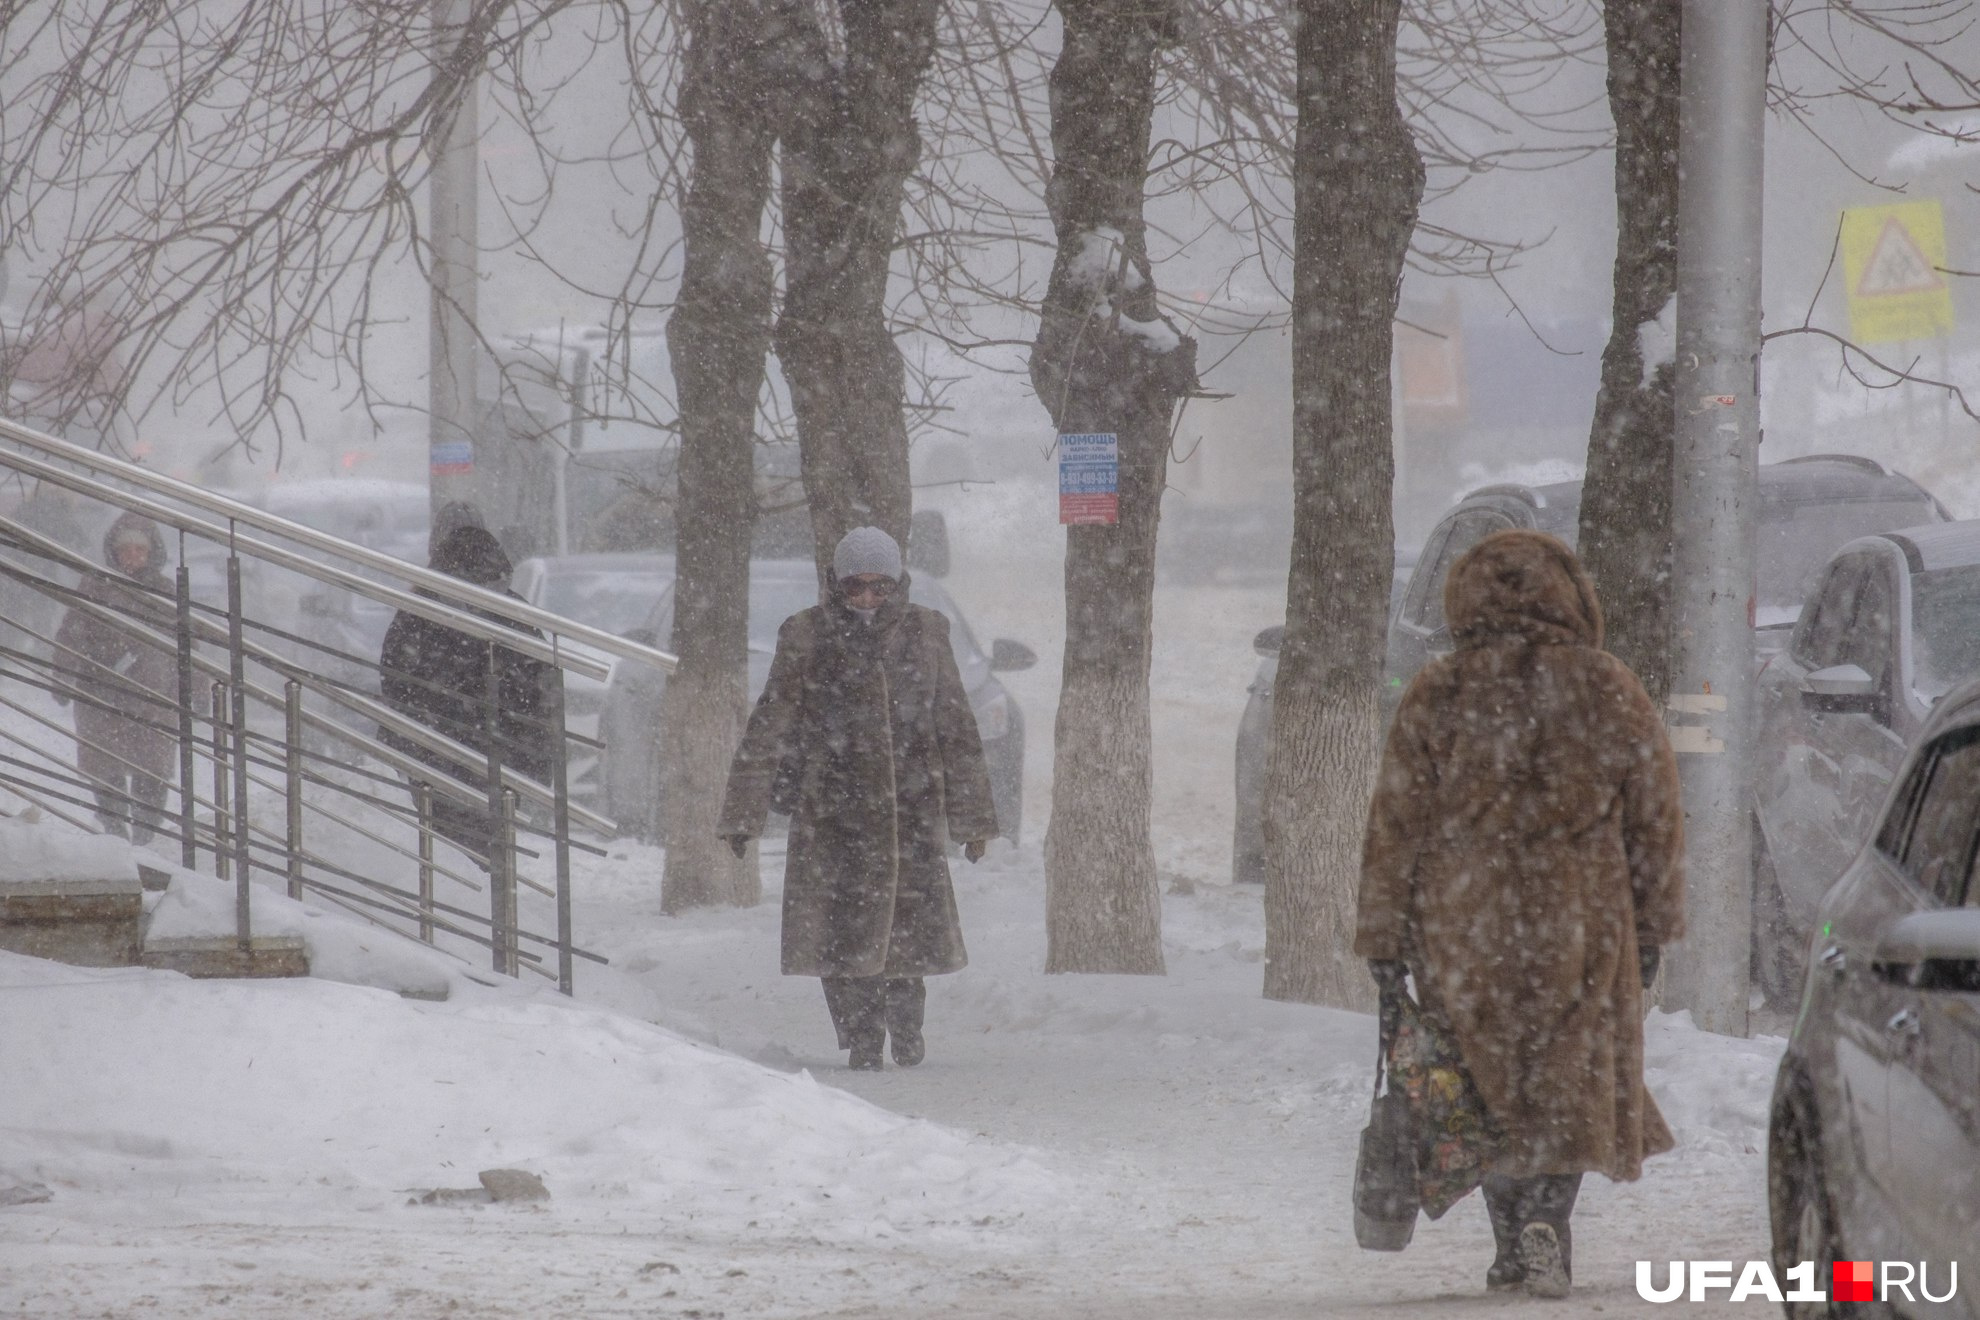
[1388,989,1500,1219]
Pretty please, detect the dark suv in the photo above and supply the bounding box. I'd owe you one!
[1231,455,1946,885]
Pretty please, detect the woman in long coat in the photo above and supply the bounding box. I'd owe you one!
[54,512,176,841]
[719,526,998,1071]
[1356,529,1685,1299]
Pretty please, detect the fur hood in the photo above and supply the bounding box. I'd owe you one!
[101,512,166,575]
[1444,529,1602,651]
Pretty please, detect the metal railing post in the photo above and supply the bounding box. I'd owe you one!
[415,782,436,943]
[174,553,197,869]
[227,547,252,949]
[498,788,520,977]
[484,644,508,975]
[210,681,230,883]
[284,679,304,902]
[549,655,573,995]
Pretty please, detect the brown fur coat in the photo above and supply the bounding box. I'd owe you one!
[1355,530,1686,1181]
[719,582,998,979]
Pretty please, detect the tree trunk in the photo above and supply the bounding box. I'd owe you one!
[1578,0,1681,709]
[1263,0,1423,1007]
[1030,0,1197,976]
[774,0,943,564]
[659,0,790,913]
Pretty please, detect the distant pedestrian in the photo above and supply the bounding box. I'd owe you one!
[53,512,174,842]
[379,525,558,857]
[718,526,998,1071]
[1355,529,1685,1299]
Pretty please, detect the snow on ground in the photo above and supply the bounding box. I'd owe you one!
[3,829,1783,1317]
[2,579,1788,1316]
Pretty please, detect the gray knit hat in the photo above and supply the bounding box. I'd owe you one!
[833,526,903,582]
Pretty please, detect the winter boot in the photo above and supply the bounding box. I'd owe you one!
[847,1032,885,1071]
[885,978,927,1066]
[1517,1222,1571,1299]
[1482,1176,1523,1290]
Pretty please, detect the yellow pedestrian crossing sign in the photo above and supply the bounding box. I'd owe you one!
[1841,200,1953,343]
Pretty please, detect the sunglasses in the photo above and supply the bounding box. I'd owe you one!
[842,576,898,600]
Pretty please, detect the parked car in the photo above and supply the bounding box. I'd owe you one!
[601,559,1034,843]
[509,552,675,803]
[1231,455,1946,886]
[1752,518,1980,1005]
[1767,673,1980,1315]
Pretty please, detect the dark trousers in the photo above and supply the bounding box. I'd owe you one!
[821,976,925,1050]
[1484,1172,1583,1275]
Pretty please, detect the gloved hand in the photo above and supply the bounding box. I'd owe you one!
[1367,958,1409,993]
[1639,944,1661,990]
[721,833,750,860]
[963,839,987,863]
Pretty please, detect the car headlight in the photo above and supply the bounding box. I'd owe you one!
[975,689,1011,742]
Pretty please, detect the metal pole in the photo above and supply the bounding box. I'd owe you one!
[210,681,230,883]
[416,782,436,944]
[174,554,197,870]
[498,788,520,977]
[228,550,252,949]
[428,0,480,519]
[548,656,573,994]
[484,644,508,975]
[285,679,305,902]
[1666,0,1766,1037]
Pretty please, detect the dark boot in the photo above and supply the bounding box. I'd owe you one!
[885,978,926,1066]
[847,1031,885,1071]
[1482,1175,1525,1291]
[823,977,887,1066]
[1483,1173,1581,1295]
[1518,1222,1570,1299]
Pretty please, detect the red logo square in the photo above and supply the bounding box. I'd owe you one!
[1834,1260,1874,1303]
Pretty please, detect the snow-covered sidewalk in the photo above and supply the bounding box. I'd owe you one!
[3,823,1785,1318]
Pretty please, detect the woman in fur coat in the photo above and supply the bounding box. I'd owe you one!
[1356,529,1686,1299]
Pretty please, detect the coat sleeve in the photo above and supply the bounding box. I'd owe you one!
[927,612,999,843]
[1354,677,1438,962]
[1617,671,1686,946]
[717,612,810,838]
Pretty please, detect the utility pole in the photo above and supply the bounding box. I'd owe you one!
[1665,0,1765,1037]
[428,0,479,516]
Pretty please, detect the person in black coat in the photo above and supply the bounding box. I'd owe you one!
[378,525,558,856]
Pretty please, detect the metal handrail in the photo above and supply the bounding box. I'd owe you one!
[0,416,678,678]
[0,501,618,834]
[0,415,643,994]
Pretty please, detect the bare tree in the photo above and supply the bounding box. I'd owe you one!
[1577,0,1680,709]
[1030,0,1199,975]
[1262,0,1423,1007]
[774,0,946,564]
[658,0,803,913]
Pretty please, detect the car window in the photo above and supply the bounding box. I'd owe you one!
[1408,510,1514,634]
[1793,555,1872,671]
[1885,727,1980,903]
[1908,566,1980,701]
[1757,498,1934,617]
[1835,559,1896,688]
